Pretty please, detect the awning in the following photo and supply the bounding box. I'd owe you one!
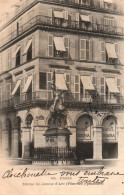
[55,74,68,90]
[104,0,113,3]
[11,80,21,96]
[54,11,63,18]
[106,78,120,93]
[22,75,32,93]
[81,76,95,90]
[106,43,117,59]
[13,46,21,58]
[54,37,66,52]
[80,15,90,22]
[23,39,32,55]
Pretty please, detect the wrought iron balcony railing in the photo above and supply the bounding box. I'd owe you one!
[0,15,123,48]
[0,91,124,110]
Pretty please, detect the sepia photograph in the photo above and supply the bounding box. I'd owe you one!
[0,0,124,194]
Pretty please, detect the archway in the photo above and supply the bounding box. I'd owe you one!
[102,115,118,159]
[25,114,34,157]
[76,114,93,160]
[15,117,22,158]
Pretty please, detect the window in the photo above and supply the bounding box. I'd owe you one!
[48,35,53,57]
[6,83,11,99]
[104,17,115,32]
[101,41,106,62]
[74,74,80,100]
[65,73,70,89]
[76,13,91,29]
[27,43,32,61]
[48,35,69,58]
[39,72,52,90]
[80,39,91,61]
[101,77,105,102]
[23,39,33,61]
[53,10,68,27]
[16,49,21,66]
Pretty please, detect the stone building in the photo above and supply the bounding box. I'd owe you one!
[0,0,124,164]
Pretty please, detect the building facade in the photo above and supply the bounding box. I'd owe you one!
[0,0,124,164]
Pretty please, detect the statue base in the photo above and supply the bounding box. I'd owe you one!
[43,127,72,148]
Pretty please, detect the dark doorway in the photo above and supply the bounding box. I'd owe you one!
[77,142,93,160]
[102,143,118,159]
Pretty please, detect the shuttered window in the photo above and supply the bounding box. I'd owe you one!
[39,72,52,90]
[80,39,91,61]
[74,74,80,100]
[63,11,68,20]
[80,39,86,60]
[6,83,11,99]
[101,41,106,62]
[64,37,69,58]
[117,78,121,92]
[65,73,70,89]
[101,77,105,102]
[48,35,53,57]
[115,43,119,63]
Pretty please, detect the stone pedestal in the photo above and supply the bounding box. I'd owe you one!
[93,126,102,160]
[22,127,31,159]
[44,127,72,148]
[34,126,46,148]
[2,129,9,157]
[11,129,19,158]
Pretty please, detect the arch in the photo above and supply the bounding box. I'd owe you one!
[102,115,118,159]
[26,114,33,127]
[46,113,73,127]
[76,114,94,160]
[4,118,12,157]
[74,112,97,127]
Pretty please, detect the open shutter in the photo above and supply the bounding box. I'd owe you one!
[48,35,53,57]
[76,13,80,28]
[115,43,119,63]
[89,39,93,61]
[101,77,105,102]
[32,73,35,93]
[80,39,86,60]
[64,37,69,58]
[101,41,106,62]
[86,40,90,61]
[6,83,11,100]
[74,74,80,101]
[64,73,70,89]
[63,11,68,20]
[48,9,53,24]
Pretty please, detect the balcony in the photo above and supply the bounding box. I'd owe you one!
[0,15,123,48]
[0,91,124,111]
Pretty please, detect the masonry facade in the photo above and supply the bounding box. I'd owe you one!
[0,0,124,163]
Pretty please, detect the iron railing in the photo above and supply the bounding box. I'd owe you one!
[0,15,123,47]
[0,91,124,110]
[33,147,76,162]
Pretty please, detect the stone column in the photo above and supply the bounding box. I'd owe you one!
[11,129,19,158]
[70,127,76,147]
[118,127,124,160]
[2,128,9,157]
[22,127,31,159]
[93,126,102,160]
[34,126,46,148]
